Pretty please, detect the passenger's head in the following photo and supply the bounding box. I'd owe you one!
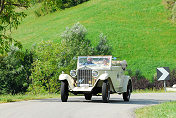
[103,58,109,65]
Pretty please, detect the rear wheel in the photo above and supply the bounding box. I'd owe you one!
[84,93,92,100]
[123,81,132,101]
[102,80,110,103]
[61,81,68,102]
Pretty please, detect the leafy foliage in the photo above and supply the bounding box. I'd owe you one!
[94,33,112,55]
[129,68,176,90]
[28,41,62,94]
[11,0,176,79]
[60,22,93,69]
[0,46,34,94]
[162,0,176,22]
[162,0,176,10]
[0,0,30,55]
[29,23,94,94]
[29,23,112,94]
[34,0,89,17]
[172,2,176,21]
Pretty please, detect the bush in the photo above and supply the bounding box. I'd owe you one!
[153,68,176,89]
[162,0,176,22]
[132,77,150,90]
[30,0,43,4]
[60,22,93,69]
[130,68,176,90]
[34,3,54,17]
[162,0,176,10]
[172,2,176,21]
[34,0,89,17]
[29,23,93,94]
[129,70,150,90]
[28,41,62,94]
[0,46,34,94]
[94,33,112,55]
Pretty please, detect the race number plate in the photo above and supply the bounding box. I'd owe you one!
[80,84,89,87]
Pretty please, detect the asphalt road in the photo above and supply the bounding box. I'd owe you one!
[0,93,176,118]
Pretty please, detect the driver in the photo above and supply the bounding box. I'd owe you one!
[84,58,94,65]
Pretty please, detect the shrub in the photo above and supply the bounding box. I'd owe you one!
[153,68,176,89]
[132,77,150,90]
[129,70,150,90]
[30,0,43,4]
[0,46,34,94]
[60,22,93,69]
[34,0,89,17]
[29,23,93,94]
[94,33,112,55]
[162,0,176,10]
[162,0,176,22]
[29,41,62,94]
[172,2,176,21]
[130,68,176,90]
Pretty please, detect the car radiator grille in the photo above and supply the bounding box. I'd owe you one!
[77,67,92,87]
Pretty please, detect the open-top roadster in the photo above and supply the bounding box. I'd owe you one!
[59,56,132,103]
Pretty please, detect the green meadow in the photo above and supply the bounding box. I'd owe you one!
[135,101,176,118]
[11,0,176,79]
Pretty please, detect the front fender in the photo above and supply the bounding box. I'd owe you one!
[59,74,75,89]
[122,75,131,92]
[98,73,109,81]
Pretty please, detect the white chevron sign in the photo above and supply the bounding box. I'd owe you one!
[157,67,170,81]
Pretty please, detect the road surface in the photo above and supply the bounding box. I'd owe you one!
[0,93,176,118]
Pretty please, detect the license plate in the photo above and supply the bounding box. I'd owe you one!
[80,84,89,87]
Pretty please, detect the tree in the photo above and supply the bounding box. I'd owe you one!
[94,33,112,55]
[0,0,30,55]
[60,22,93,70]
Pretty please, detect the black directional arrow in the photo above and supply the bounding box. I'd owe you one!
[157,67,170,81]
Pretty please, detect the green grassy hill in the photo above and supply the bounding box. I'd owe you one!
[11,0,176,80]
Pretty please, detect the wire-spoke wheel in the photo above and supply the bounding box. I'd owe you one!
[102,80,110,103]
[61,81,68,102]
[123,81,132,101]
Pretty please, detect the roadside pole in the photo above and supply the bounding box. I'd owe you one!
[164,80,166,92]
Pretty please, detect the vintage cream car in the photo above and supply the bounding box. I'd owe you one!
[59,56,132,103]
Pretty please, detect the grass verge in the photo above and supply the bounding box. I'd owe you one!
[0,94,60,103]
[135,101,176,118]
[133,89,167,93]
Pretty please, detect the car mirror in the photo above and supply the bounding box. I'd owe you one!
[112,57,117,60]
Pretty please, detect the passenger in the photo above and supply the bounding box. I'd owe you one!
[103,58,109,66]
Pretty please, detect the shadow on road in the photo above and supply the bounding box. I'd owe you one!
[32,97,172,106]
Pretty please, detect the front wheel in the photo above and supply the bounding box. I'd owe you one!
[61,81,68,102]
[102,80,110,103]
[123,81,132,101]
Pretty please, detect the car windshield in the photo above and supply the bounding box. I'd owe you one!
[78,56,112,69]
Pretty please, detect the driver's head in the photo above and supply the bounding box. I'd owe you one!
[87,58,92,61]
[87,58,92,63]
[103,58,109,65]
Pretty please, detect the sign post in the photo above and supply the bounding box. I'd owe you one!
[157,67,170,92]
[164,80,166,92]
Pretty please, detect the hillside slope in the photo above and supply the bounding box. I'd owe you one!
[11,0,176,79]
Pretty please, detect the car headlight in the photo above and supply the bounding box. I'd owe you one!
[70,70,77,77]
[92,70,99,77]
